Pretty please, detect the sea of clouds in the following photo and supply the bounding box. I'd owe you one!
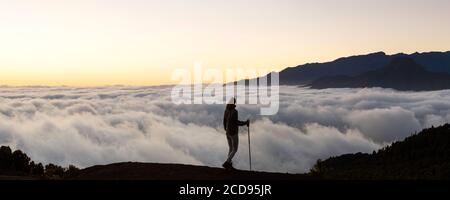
[1,86,450,173]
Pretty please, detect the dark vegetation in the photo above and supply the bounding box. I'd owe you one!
[0,146,79,179]
[310,124,450,179]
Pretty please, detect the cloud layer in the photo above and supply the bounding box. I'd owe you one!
[1,86,449,173]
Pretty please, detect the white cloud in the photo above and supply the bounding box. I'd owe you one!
[0,86,449,173]
[345,107,421,143]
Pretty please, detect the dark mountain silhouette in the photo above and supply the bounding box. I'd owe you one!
[279,52,391,85]
[411,51,450,73]
[310,124,450,179]
[309,57,450,91]
[258,51,450,85]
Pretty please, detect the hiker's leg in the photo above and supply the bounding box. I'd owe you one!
[233,134,239,154]
[226,134,232,157]
[226,134,239,162]
[226,136,233,163]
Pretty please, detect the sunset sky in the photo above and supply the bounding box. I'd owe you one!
[1,0,450,86]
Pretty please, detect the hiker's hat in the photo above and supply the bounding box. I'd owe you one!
[227,97,236,105]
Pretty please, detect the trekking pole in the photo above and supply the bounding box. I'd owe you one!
[247,121,252,171]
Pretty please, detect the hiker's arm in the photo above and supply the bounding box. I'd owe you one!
[235,111,248,126]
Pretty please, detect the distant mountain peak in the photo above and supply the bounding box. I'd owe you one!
[369,51,387,56]
[333,51,387,62]
[274,50,450,86]
[382,57,424,72]
[309,55,450,91]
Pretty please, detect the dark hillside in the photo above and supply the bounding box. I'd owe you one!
[310,124,450,179]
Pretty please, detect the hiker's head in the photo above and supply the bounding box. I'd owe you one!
[226,97,236,109]
[227,97,236,105]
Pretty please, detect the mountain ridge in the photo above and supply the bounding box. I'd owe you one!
[308,57,450,91]
[266,51,450,86]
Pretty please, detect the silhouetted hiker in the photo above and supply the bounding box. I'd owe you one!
[222,97,249,170]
